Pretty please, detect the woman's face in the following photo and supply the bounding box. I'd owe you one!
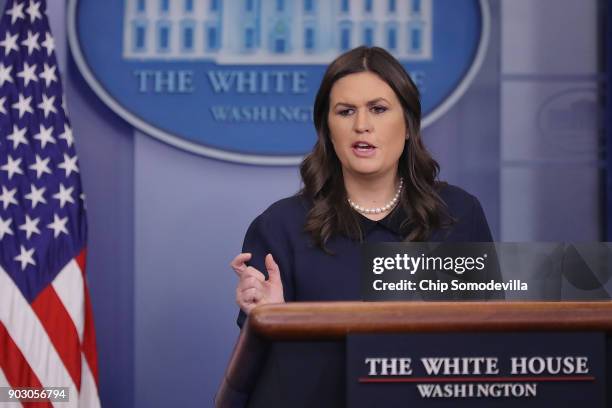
[327,71,407,180]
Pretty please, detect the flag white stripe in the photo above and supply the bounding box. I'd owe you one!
[51,260,84,342]
[78,354,100,408]
[0,367,24,408]
[0,267,78,408]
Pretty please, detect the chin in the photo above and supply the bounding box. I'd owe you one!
[348,164,384,177]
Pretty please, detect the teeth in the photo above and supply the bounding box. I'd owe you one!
[355,143,372,148]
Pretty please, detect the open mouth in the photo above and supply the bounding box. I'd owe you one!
[352,141,376,151]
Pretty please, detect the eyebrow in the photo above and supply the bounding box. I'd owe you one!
[333,97,390,109]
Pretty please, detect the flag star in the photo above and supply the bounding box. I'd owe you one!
[20,30,40,55]
[33,124,55,148]
[0,216,13,239]
[0,31,19,56]
[14,245,36,270]
[0,63,13,86]
[47,214,69,238]
[39,63,57,87]
[61,96,67,114]
[5,1,25,24]
[59,124,74,147]
[0,186,18,209]
[1,155,23,180]
[26,0,42,22]
[58,153,79,177]
[41,32,54,56]
[0,96,6,114]
[16,62,37,86]
[12,93,33,118]
[37,94,56,118]
[53,183,75,208]
[28,154,52,178]
[24,184,46,209]
[6,125,28,149]
[19,214,40,239]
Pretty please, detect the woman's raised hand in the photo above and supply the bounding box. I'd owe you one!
[230,253,285,315]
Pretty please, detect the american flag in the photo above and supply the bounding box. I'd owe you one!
[0,0,100,406]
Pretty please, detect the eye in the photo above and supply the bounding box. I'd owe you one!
[337,108,354,116]
[371,105,388,114]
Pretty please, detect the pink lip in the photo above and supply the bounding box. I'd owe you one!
[351,141,377,158]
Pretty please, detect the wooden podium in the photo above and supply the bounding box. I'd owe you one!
[216,302,612,407]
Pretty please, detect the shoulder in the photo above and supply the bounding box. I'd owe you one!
[257,194,310,222]
[263,194,310,215]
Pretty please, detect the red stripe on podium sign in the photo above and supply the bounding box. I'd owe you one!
[359,375,597,383]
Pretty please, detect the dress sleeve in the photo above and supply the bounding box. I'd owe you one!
[236,211,295,329]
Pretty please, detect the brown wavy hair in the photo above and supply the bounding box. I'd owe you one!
[300,46,450,249]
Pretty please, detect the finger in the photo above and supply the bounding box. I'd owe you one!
[236,286,243,307]
[241,303,256,315]
[236,295,255,315]
[243,266,266,282]
[237,291,261,313]
[265,254,282,284]
[230,253,252,276]
[238,277,264,293]
[236,287,260,310]
[242,287,262,304]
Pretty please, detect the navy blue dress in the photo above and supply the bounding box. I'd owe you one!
[237,184,495,328]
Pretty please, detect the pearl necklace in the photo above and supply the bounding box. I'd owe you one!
[347,178,404,215]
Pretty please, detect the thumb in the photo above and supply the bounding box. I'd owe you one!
[265,253,282,285]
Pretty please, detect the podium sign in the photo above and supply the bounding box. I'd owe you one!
[347,332,605,407]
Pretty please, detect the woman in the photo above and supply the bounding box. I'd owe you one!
[230,46,495,328]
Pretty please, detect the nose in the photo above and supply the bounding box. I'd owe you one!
[353,108,373,134]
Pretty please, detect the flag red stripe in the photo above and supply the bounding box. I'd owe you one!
[82,281,99,385]
[76,249,87,274]
[0,322,53,408]
[31,286,82,391]
[75,248,99,385]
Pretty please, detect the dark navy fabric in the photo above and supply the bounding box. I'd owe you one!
[237,184,494,328]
